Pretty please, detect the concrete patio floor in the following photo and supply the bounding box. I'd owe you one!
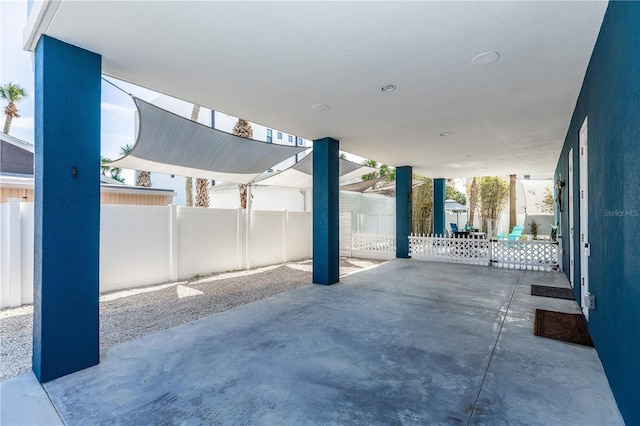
[1,260,623,425]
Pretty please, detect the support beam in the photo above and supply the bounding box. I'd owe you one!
[433,178,446,235]
[395,166,412,258]
[33,36,101,382]
[312,137,339,285]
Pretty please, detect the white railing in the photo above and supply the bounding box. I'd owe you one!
[409,234,491,266]
[491,239,558,271]
[351,232,396,259]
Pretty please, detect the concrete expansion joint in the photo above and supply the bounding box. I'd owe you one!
[467,270,522,425]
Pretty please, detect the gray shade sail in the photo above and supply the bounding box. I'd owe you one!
[108,97,308,184]
[254,153,379,189]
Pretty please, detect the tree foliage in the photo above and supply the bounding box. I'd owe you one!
[477,176,510,232]
[361,159,395,182]
[538,187,555,214]
[446,179,466,205]
[412,176,433,234]
[0,82,27,134]
[100,156,125,183]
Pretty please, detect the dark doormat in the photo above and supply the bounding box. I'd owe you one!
[531,285,575,300]
[534,309,594,347]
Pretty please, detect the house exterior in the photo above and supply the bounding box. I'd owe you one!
[0,133,175,205]
[554,3,640,422]
[19,1,640,423]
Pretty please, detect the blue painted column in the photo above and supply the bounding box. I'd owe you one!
[312,137,339,285]
[33,36,101,382]
[395,166,412,258]
[433,178,446,235]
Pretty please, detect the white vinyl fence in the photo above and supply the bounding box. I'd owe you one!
[1,200,311,308]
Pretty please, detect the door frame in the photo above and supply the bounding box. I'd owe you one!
[579,118,589,320]
[568,148,574,289]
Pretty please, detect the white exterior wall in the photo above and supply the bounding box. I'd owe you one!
[1,202,312,308]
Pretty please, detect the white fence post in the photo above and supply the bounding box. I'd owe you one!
[169,204,179,281]
[245,186,252,270]
[282,209,288,263]
[236,207,244,271]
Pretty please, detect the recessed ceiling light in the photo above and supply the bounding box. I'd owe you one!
[311,104,329,112]
[439,132,450,137]
[381,84,397,92]
[471,51,500,65]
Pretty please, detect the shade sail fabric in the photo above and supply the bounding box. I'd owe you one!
[108,97,308,184]
[254,153,379,189]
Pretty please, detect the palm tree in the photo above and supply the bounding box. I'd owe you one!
[232,119,253,208]
[120,144,151,187]
[189,105,210,208]
[195,179,210,207]
[0,83,27,135]
[468,177,479,227]
[100,156,125,183]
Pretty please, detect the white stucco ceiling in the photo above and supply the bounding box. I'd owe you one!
[26,1,608,178]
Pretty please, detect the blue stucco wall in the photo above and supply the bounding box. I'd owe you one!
[33,36,101,382]
[555,3,640,423]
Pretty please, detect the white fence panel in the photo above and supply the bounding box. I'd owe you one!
[409,234,490,266]
[492,240,558,271]
[100,205,172,292]
[284,211,312,261]
[0,202,15,307]
[339,212,352,257]
[177,207,241,279]
[249,210,286,268]
[352,232,395,260]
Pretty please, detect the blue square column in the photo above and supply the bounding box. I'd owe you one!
[396,166,412,258]
[33,36,101,382]
[433,178,446,236]
[312,137,339,285]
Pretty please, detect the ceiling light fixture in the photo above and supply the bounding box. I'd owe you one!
[311,104,330,112]
[471,51,500,65]
[439,132,450,137]
[381,84,397,92]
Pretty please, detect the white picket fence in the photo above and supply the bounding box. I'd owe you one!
[0,200,312,308]
[351,232,396,259]
[408,233,558,271]
[409,234,491,266]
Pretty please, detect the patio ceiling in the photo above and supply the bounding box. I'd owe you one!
[24,1,607,178]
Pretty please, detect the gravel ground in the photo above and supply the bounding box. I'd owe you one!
[0,257,384,382]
